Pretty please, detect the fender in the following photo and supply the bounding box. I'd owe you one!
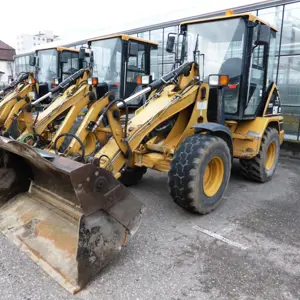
[193,122,233,156]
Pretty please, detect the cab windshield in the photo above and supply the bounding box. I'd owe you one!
[91,38,122,98]
[37,49,58,86]
[61,51,81,81]
[14,55,35,76]
[185,17,246,114]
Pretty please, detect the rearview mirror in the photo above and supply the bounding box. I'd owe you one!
[79,47,86,60]
[256,24,271,45]
[166,35,175,53]
[29,55,36,67]
[60,51,69,64]
[128,42,138,57]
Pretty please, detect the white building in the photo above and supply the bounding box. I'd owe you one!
[16,31,60,54]
[0,40,15,88]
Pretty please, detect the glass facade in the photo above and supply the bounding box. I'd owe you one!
[69,1,300,142]
[130,3,300,141]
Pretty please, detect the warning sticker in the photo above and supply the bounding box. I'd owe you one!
[273,106,278,114]
[197,101,208,110]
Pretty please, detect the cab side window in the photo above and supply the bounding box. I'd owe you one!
[126,41,147,99]
[244,27,268,116]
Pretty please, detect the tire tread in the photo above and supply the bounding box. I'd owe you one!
[168,134,231,214]
[240,127,279,183]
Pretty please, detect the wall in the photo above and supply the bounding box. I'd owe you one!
[16,32,55,54]
[0,60,13,86]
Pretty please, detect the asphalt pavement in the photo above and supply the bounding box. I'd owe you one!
[0,157,299,300]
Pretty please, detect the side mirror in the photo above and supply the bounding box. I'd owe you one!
[128,42,138,57]
[255,24,270,45]
[29,55,36,67]
[60,51,69,64]
[166,35,176,53]
[79,47,85,61]
[89,50,94,68]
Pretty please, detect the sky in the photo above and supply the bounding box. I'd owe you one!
[1,0,268,48]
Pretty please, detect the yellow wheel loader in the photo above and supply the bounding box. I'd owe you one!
[15,35,158,160]
[0,72,38,125]
[60,12,284,208]
[0,35,157,293]
[0,12,283,293]
[0,47,88,138]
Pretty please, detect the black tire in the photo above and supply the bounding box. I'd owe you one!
[119,166,147,186]
[240,127,280,183]
[168,135,231,214]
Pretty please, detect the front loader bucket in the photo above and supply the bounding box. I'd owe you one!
[0,137,143,294]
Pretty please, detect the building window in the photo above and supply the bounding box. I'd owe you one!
[150,29,163,78]
[138,32,150,40]
[277,55,300,140]
[257,6,283,55]
[280,3,300,56]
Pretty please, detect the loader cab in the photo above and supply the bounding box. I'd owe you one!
[88,34,158,107]
[30,47,89,95]
[14,52,35,78]
[179,13,278,121]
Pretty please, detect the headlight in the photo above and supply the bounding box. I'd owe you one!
[88,77,98,86]
[141,75,152,85]
[28,78,36,84]
[208,75,229,87]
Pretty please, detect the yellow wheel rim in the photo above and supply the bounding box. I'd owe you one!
[265,141,276,171]
[203,156,225,197]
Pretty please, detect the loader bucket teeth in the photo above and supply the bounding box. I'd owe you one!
[0,136,143,294]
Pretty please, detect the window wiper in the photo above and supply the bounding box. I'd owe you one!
[193,34,199,63]
[193,34,204,81]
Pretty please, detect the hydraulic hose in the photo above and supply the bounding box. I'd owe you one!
[117,62,194,109]
[51,68,86,94]
[18,68,88,114]
[92,98,131,161]
[53,133,85,162]
[148,61,193,91]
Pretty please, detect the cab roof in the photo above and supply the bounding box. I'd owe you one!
[180,13,278,32]
[88,34,158,46]
[36,46,82,52]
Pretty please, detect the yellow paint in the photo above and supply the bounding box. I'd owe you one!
[36,46,85,53]
[181,13,278,32]
[19,70,90,143]
[231,116,283,159]
[0,73,36,125]
[3,98,28,130]
[134,152,171,172]
[95,81,199,173]
[265,141,276,170]
[203,156,224,197]
[89,34,158,46]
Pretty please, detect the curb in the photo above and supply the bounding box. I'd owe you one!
[280,141,300,160]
